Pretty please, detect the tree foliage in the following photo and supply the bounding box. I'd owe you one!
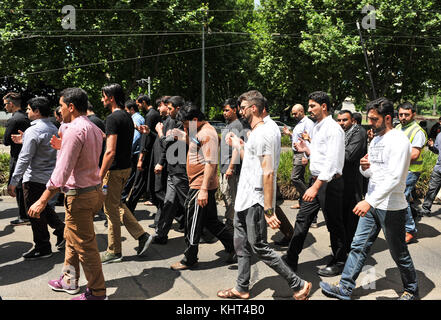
[1,0,441,118]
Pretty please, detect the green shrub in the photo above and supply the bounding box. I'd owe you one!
[277,150,310,200]
[0,152,10,188]
[281,134,291,147]
[415,148,438,198]
[0,126,5,140]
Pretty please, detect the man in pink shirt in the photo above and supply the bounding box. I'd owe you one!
[28,87,107,300]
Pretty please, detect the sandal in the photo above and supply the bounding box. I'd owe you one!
[293,281,312,300]
[217,288,249,299]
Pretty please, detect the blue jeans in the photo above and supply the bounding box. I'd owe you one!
[234,204,304,293]
[339,208,418,296]
[404,171,420,234]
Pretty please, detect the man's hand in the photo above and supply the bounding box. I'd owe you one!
[137,160,144,171]
[294,138,309,154]
[282,126,291,136]
[155,122,164,136]
[360,154,370,171]
[138,125,150,134]
[11,130,24,144]
[367,129,374,142]
[7,185,16,197]
[301,131,311,142]
[28,199,48,219]
[264,213,281,230]
[225,132,244,150]
[171,128,187,142]
[301,156,308,166]
[353,200,371,217]
[198,189,208,208]
[225,167,234,179]
[50,132,62,150]
[154,163,163,175]
[303,185,319,202]
[428,138,434,147]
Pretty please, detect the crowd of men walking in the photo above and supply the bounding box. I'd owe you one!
[1,86,438,300]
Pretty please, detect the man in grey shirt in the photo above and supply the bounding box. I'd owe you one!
[219,98,245,229]
[8,96,65,260]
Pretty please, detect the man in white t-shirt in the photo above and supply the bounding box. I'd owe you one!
[217,90,311,300]
[320,97,419,301]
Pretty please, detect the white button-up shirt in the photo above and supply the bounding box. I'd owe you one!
[309,115,345,182]
[291,116,315,150]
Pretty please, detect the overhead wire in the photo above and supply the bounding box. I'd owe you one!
[0,39,255,79]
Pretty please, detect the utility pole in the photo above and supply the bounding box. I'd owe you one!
[136,78,151,98]
[356,20,377,100]
[201,20,206,114]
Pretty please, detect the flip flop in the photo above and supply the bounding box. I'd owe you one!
[293,281,312,300]
[217,288,249,299]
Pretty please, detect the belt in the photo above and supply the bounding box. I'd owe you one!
[311,174,342,181]
[65,184,101,196]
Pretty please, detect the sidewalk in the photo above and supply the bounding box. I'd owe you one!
[0,196,440,300]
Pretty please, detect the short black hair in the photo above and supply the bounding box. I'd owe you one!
[27,96,51,117]
[87,101,94,111]
[60,87,89,113]
[398,101,416,113]
[353,112,362,124]
[167,96,186,109]
[223,98,238,109]
[308,91,331,111]
[366,97,394,119]
[136,94,151,106]
[125,99,138,112]
[3,92,22,108]
[338,109,353,117]
[102,83,125,108]
[176,101,204,121]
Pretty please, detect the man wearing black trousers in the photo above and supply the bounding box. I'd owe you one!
[125,94,161,213]
[3,92,31,225]
[336,110,367,251]
[170,102,234,270]
[153,96,188,243]
[284,91,347,277]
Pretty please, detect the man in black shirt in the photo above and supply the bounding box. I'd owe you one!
[125,94,161,213]
[3,92,31,225]
[99,84,152,264]
[336,110,368,250]
[153,96,189,244]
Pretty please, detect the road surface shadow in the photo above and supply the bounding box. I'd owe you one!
[352,268,435,300]
[105,267,179,299]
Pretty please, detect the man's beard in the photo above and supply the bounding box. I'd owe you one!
[373,121,387,135]
[400,119,410,126]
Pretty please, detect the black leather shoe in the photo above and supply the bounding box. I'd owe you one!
[274,237,290,246]
[317,263,344,277]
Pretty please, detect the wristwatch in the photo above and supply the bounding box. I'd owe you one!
[264,208,274,217]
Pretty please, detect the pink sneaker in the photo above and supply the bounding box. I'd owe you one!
[48,276,80,295]
[71,288,108,300]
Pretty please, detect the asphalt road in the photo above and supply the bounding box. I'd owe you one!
[0,196,440,302]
